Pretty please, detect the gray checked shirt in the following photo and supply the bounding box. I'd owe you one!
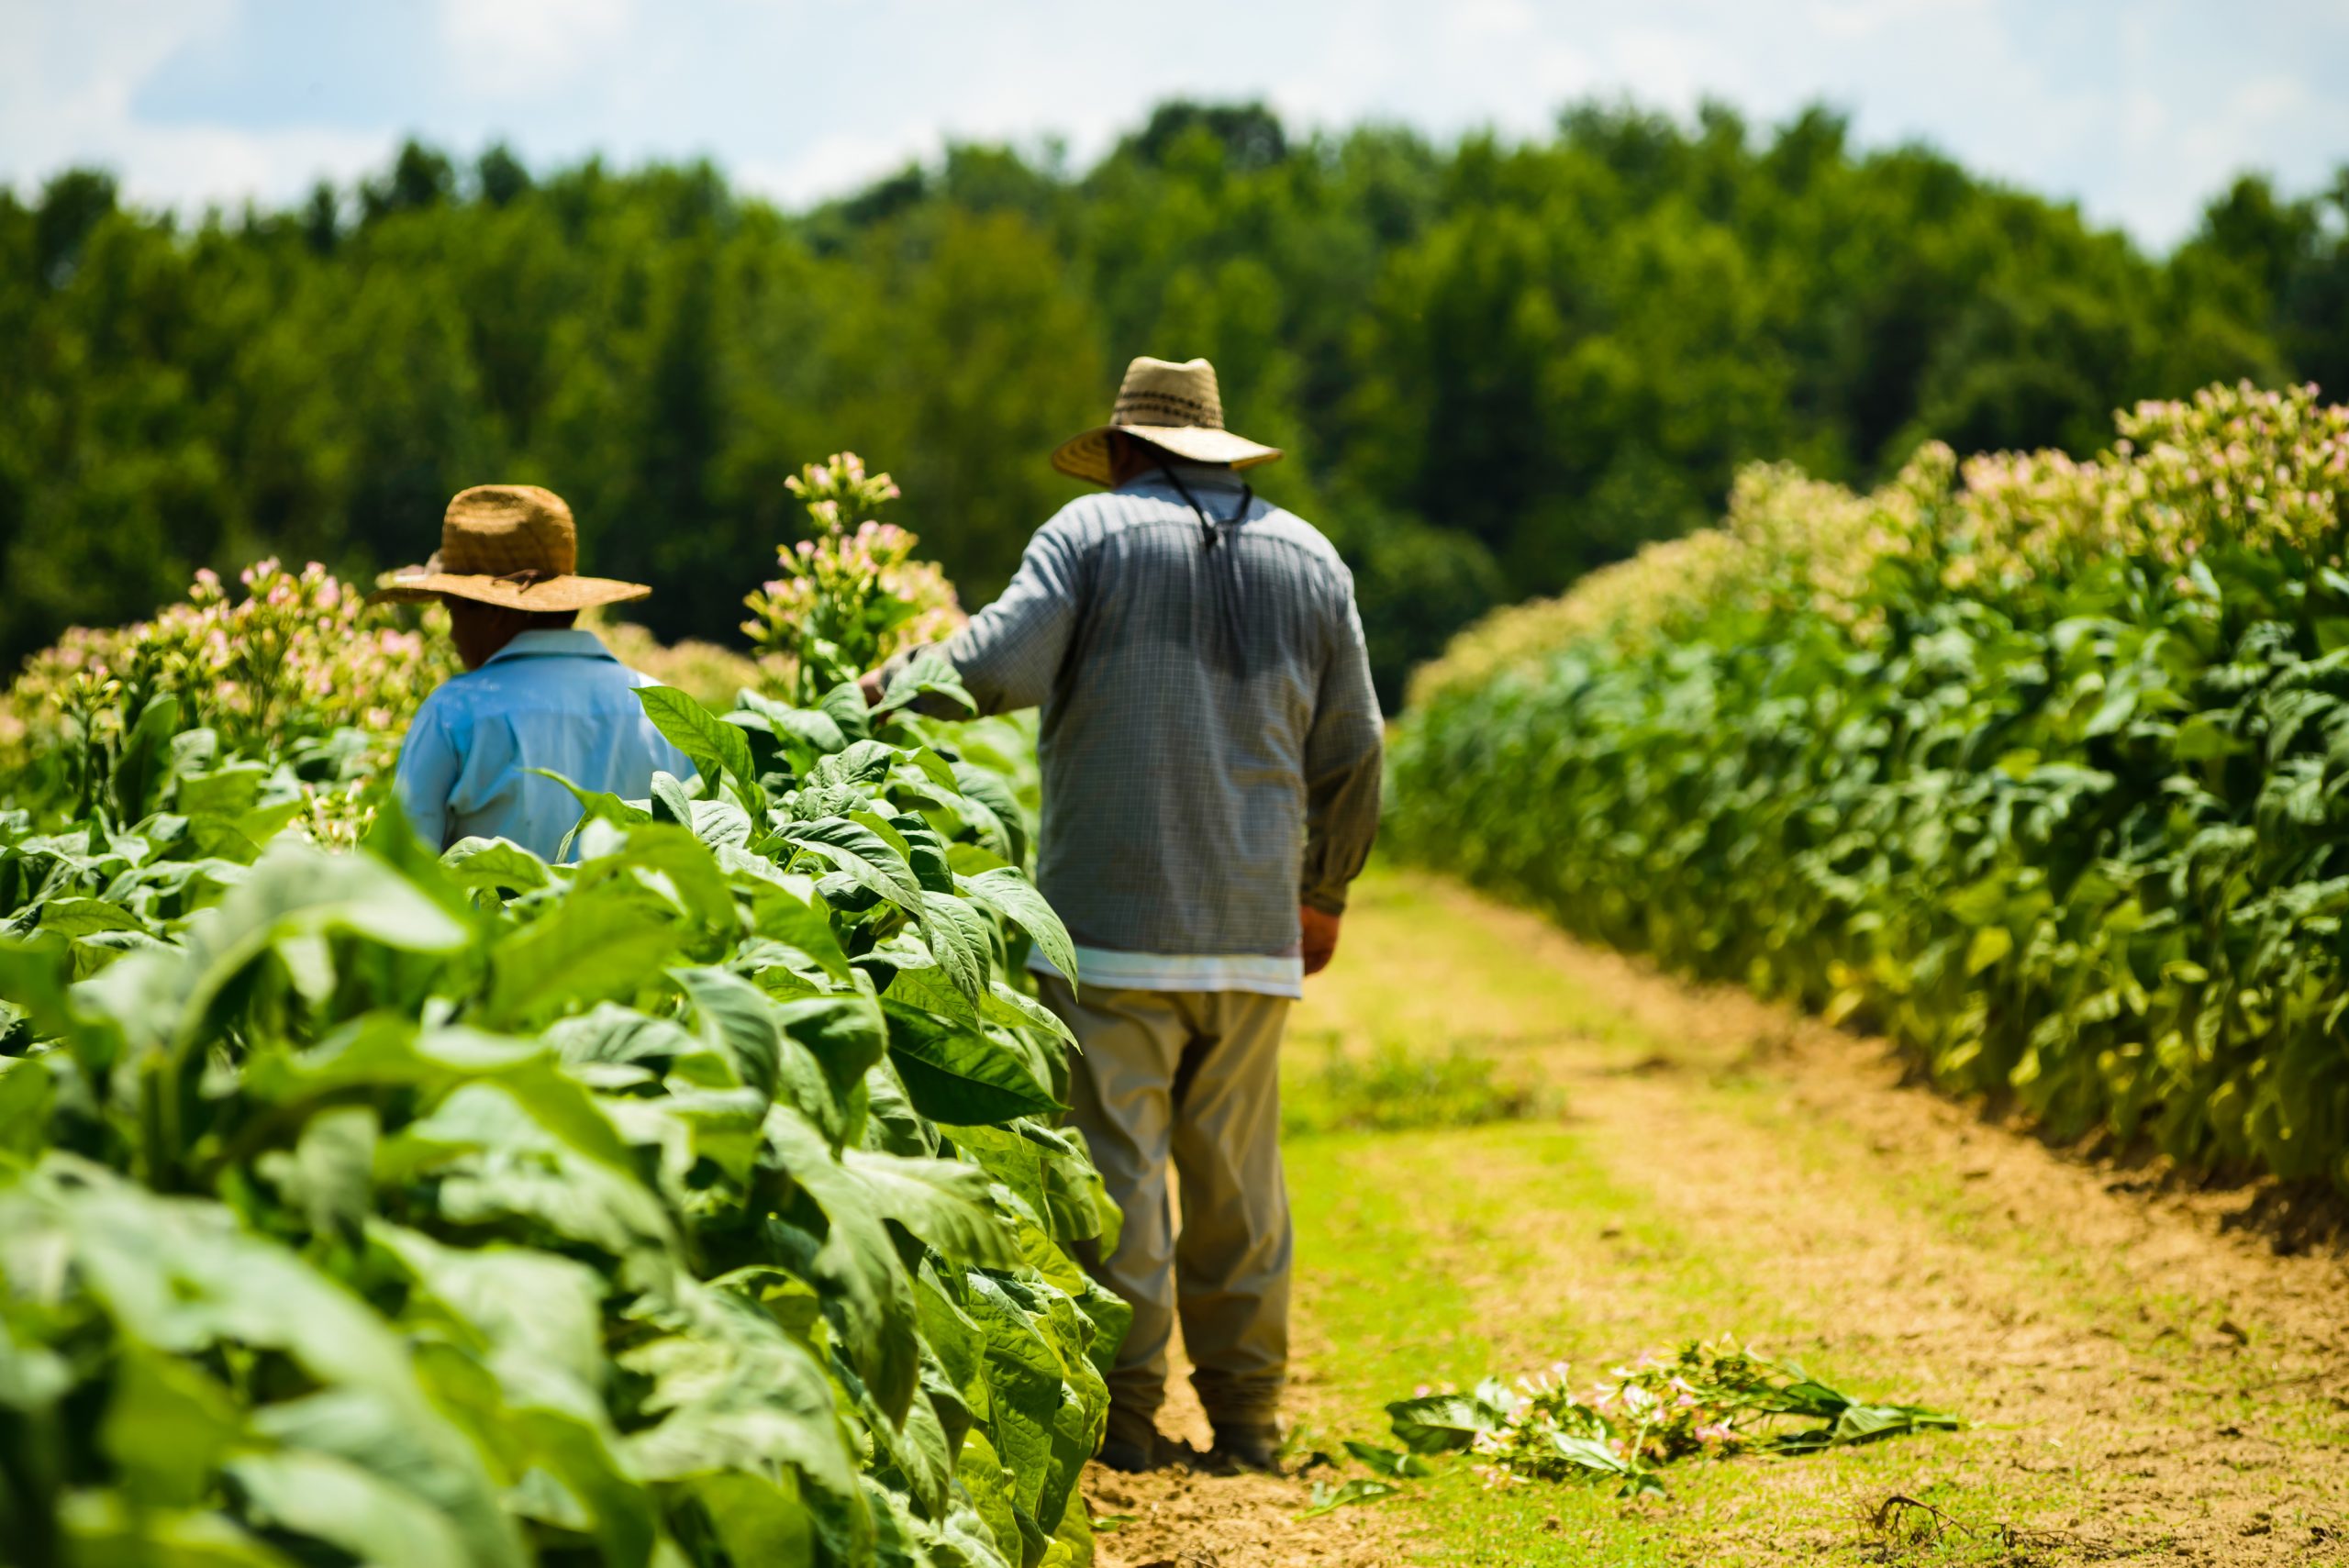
[929,464,1383,957]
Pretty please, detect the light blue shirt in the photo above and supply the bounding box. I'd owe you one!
[393,628,694,861]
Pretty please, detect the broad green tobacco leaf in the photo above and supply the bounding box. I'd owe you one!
[673,966,784,1104]
[481,888,684,1028]
[953,1429,1022,1567]
[1385,1392,1508,1452]
[39,896,150,944]
[7,1162,521,1557]
[282,1105,378,1242]
[872,1362,956,1518]
[918,890,992,1002]
[725,860,852,982]
[372,1223,607,1392]
[874,648,976,719]
[649,769,696,828]
[99,1349,244,1509]
[774,817,921,913]
[440,837,551,894]
[0,1056,56,1163]
[688,795,754,851]
[948,763,1028,866]
[678,965,863,1144]
[173,762,269,818]
[882,1002,1063,1123]
[113,692,182,822]
[959,869,1075,984]
[776,991,889,1101]
[764,1107,923,1425]
[682,1471,818,1568]
[530,769,653,861]
[637,686,757,804]
[574,822,738,931]
[732,690,849,758]
[985,980,1078,1051]
[964,1272,1097,1535]
[839,1146,1021,1269]
[259,1383,542,1563]
[57,1495,306,1566]
[541,1002,703,1071]
[950,1121,1119,1252]
[818,681,873,744]
[179,838,470,1013]
[862,1059,938,1159]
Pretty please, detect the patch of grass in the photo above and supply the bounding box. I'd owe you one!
[1284,1031,1550,1137]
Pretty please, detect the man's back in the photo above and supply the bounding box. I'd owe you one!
[394,628,692,859]
[943,464,1383,957]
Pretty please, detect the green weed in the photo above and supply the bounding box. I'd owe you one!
[1284,1033,1549,1137]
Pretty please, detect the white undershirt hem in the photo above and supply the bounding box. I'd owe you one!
[1027,944,1304,1000]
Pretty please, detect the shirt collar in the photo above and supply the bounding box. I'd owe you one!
[1119,462,1250,496]
[483,628,619,666]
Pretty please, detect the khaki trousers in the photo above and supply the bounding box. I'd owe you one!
[1038,976,1292,1442]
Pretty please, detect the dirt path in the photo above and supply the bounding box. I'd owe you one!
[1079,869,2349,1567]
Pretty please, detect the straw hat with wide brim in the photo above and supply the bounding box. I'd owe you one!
[1051,356,1283,487]
[368,484,651,611]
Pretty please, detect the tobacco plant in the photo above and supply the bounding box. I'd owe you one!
[742,456,965,709]
[1392,383,2349,1192]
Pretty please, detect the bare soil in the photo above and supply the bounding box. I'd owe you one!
[1080,871,2349,1567]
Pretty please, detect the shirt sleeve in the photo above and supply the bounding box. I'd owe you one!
[392,695,460,852]
[1299,581,1385,917]
[936,517,1089,716]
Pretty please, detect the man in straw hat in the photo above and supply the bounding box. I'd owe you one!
[373,484,691,861]
[867,357,1384,1473]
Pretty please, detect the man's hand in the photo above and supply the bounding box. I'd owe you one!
[1300,905,1342,977]
[857,668,887,709]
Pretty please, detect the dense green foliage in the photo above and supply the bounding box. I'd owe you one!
[0,670,1118,1567]
[9,102,2343,704]
[1391,383,2349,1194]
[0,481,1122,1562]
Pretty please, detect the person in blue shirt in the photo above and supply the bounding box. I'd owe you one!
[373,484,692,861]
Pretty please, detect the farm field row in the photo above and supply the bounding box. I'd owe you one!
[1089,866,2349,1567]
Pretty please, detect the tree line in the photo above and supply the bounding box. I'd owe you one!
[6,98,2346,706]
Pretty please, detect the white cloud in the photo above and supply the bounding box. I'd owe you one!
[737,127,934,207]
[437,0,638,93]
[0,0,389,209]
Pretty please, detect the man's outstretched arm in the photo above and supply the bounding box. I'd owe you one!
[865,521,1085,715]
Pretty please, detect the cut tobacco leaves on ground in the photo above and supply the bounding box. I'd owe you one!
[1385,1340,1961,1497]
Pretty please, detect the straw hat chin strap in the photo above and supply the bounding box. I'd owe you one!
[1157,463,1253,552]
[1157,463,1257,676]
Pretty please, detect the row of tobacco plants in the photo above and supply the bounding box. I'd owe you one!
[1391,382,2349,1193]
[0,462,1117,1567]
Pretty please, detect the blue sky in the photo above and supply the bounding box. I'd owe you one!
[6,0,2347,247]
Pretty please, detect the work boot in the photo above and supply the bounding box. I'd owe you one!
[1097,1407,1163,1473]
[1097,1434,1158,1473]
[1203,1422,1282,1474]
